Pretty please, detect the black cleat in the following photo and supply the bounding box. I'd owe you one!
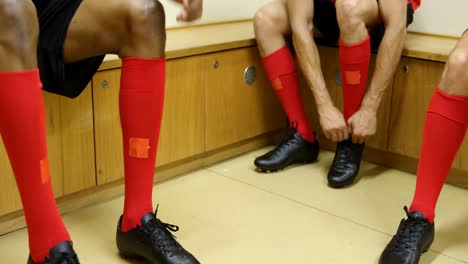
[27,241,79,264]
[379,207,435,264]
[327,139,364,188]
[116,207,200,264]
[254,129,319,172]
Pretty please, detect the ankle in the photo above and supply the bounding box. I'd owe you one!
[409,205,434,223]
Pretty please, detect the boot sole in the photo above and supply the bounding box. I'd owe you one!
[421,236,434,255]
[118,250,147,261]
[327,164,361,188]
[327,176,357,189]
[255,158,318,173]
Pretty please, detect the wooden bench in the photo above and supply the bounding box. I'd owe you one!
[0,20,462,235]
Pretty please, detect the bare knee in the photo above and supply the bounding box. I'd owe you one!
[336,0,362,30]
[440,48,468,95]
[254,4,288,39]
[336,0,379,41]
[448,48,468,73]
[122,0,166,57]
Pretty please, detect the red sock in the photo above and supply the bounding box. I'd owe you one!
[120,58,165,231]
[262,47,315,142]
[0,70,70,262]
[339,36,371,121]
[409,88,468,222]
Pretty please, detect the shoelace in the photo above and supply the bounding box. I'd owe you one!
[271,121,301,155]
[140,206,183,257]
[391,209,428,253]
[334,141,352,169]
[273,131,299,154]
[45,253,79,264]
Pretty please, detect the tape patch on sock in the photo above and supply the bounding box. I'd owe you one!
[272,78,283,91]
[40,158,51,184]
[129,138,150,158]
[344,71,361,85]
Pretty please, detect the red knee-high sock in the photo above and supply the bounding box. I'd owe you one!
[409,88,468,222]
[339,36,371,121]
[262,47,315,142]
[0,70,70,262]
[120,58,165,231]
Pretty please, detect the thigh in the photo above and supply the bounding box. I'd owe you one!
[63,0,145,63]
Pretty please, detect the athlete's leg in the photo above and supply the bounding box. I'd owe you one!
[0,0,73,262]
[253,0,319,172]
[380,32,468,264]
[62,1,197,263]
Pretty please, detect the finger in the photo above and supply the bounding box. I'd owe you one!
[341,129,348,141]
[324,131,332,140]
[331,131,339,142]
[351,132,359,144]
[177,10,188,21]
[335,128,344,142]
[183,0,190,8]
[355,133,363,144]
[358,134,367,144]
[347,122,353,136]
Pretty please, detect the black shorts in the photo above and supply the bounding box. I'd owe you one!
[33,0,105,99]
[313,0,415,51]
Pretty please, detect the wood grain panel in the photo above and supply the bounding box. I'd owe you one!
[42,92,65,198]
[388,58,444,158]
[93,69,125,184]
[0,142,21,216]
[454,123,468,170]
[59,85,96,194]
[157,56,206,166]
[206,47,286,151]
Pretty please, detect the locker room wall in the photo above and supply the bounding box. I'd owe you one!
[162,0,467,37]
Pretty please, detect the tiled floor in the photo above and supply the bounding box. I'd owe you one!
[1,148,468,263]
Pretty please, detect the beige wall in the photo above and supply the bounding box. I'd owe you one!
[410,0,467,37]
[162,0,467,37]
[162,0,266,27]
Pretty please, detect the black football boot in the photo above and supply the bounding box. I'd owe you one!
[27,241,79,264]
[254,128,319,172]
[327,138,364,188]
[379,207,435,264]
[117,207,200,264]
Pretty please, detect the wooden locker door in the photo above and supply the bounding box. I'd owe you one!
[156,56,206,167]
[388,58,444,158]
[59,84,96,195]
[206,47,285,151]
[0,144,22,216]
[93,69,125,185]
